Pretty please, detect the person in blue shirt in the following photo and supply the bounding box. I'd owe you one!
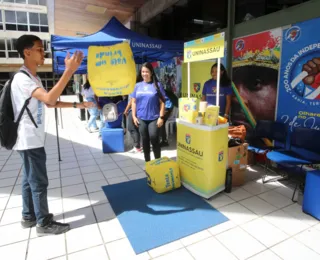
[131,62,166,162]
[201,63,233,119]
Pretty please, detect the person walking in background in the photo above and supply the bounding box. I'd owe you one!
[82,80,99,133]
[124,94,142,153]
[131,62,166,162]
[202,63,233,119]
[12,35,92,236]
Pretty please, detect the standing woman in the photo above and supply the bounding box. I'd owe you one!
[131,62,166,162]
[201,63,233,119]
[82,80,99,132]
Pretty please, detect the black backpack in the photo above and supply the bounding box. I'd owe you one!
[0,70,38,150]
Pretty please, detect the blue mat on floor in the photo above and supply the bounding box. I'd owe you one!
[102,178,228,254]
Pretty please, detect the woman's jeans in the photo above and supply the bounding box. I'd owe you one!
[127,111,141,149]
[138,118,161,162]
[86,97,98,129]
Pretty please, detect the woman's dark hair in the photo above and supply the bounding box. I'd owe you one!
[211,63,231,86]
[16,34,41,59]
[136,62,165,102]
[83,80,91,90]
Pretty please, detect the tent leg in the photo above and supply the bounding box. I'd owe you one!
[55,108,62,162]
[59,97,63,129]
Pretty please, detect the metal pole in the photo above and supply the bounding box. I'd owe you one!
[51,47,62,161]
[216,58,221,108]
[59,97,63,129]
[187,62,190,98]
[226,0,235,77]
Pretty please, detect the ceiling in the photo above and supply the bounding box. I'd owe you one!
[54,0,147,36]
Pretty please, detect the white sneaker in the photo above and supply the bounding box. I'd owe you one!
[129,147,143,153]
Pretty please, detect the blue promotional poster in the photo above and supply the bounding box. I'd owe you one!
[277,18,320,132]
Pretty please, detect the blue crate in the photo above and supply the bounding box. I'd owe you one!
[101,127,124,153]
[303,170,320,220]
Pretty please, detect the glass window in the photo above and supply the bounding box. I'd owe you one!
[16,11,28,24]
[0,39,5,51]
[0,52,6,58]
[40,26,48,32]
[39,14,48,25]
[5,11,16,23]
[0,11,2,22]
[39,0,46,6]
[15,0,27,3]
[6,24,17,31]
[8,39,17,51]
[17,24,28,31]
[30,25,40,32]
[0,25,3,30]
[3,0,14,2]
[29,13,39,24]
[28,0,38,4]
[8,52,19,58]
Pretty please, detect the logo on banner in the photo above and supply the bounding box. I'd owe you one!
[212,87,217,93]
[185,134,191,145]
[187,50,192,59]
[183,104,190,112]
[194,83,201,93]
[218,151,224,162]
[235,39,245,51]
[285,26,301,42]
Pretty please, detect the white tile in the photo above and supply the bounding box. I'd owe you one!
[315,223,320,231]
[206,194,235,209]
[226,188,253,201]
[80,165,101,174]
[68,245,109,260]
[295,227,320,254]
[61,175,83,187]
[0,222,29,246]
[0,177,16,188]
[47,170,60,180]
[66,224,103,254]
[180,230,211,247]
[208,220,237,236]
[0,206,22,225]
[282,203,319,227]
[107,176,129,185]
[0,240,28,260]
[93,203,115,222]
[121,166,143,175]
[128,172,147,181]
[0,196,9,210]
[76,154,94,161]
[99,162,119,171]
[0,170,20,179]
[63,194,90,212]
[0,186,12,198]
[48,199,63,215]
[154,248,193,260]
[60,162,79,170]
[218,203,258,225]
[240,196,277,216]
[83,172,105,183]
[94,157,114,165]
[2,163,22,171]
[78,159,97,167]
[271,238,320,260]
[86,180,108,193]
[89,191,108,206]
[116,159,136,168]
[47,164,60,172]
[242,218,289,247]
[60,168,81,177]
[15,176,23,185]
[248,250,282,260]
[110,154,130,162]
[64,206,96,229]
[6,195,22,209]
[48,187,62,201]
[48,178,61,189]
[106,238,150,260]
[216,227,266,260]
[263,210,309,236]
[187,237,237,260]
[51,256,66,260]
[27,234,66,260]
[4,158,22,165]
[12,185,22,196]
[242,181,271,195]
[62,183,87,198]
[99,218,126,243]
[259,190,293,209]
[148,240,184,258]
[274,185,297,200]
[102,168,125,179]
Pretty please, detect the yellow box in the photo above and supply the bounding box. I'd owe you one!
[179,111,198,124]
[204,106,219,126]
[179,98,199,124]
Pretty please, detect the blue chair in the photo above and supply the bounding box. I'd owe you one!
[266,127,320,201]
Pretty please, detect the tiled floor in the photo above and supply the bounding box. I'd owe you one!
[0,96,319,260]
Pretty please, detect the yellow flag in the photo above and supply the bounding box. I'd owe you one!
[88,42,136,97]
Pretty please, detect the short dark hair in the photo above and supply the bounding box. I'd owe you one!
[16,35,41,59]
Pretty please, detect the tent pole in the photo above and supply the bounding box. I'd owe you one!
[51,48,62,162]
[216,58,221,108]
[187,62,190,99]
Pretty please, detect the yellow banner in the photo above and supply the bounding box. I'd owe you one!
[88,42,136,97]
[177,120,228,198]
[184,33,225,63]
[181,61,213,99]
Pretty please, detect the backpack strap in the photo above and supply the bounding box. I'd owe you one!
[14,70,38,128]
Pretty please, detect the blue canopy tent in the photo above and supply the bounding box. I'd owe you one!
[50,17,183,160]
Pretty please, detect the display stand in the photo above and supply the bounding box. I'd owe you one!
[178,33,228,199]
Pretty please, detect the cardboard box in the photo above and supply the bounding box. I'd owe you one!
[240,143,248,165]
[228,145,241,173]
[248,151,256,165]
[228,143,248,187]
[232,166,246,187]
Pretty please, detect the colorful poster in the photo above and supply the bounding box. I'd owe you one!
[88,42,136,97]
[184,33,225,63]
[231,29,282,142]
[177,120,228,198]
[277,18,320,131]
